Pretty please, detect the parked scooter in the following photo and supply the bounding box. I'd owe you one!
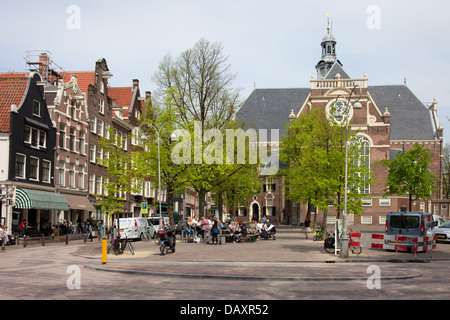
[157,227,176,255]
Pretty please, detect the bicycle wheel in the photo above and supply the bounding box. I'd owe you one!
[324,244,335,253]
[128,241,135,255]
[112,242,121,255]
[324,236,335,253]
[350,245,362,255]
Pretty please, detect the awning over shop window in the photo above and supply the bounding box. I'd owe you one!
[14,188,69,211]
[62,194,95,211]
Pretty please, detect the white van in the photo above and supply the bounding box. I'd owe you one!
[147,216,170,238]
[115,218,149,240]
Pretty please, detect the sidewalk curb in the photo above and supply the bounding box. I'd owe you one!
[83,262,423,281]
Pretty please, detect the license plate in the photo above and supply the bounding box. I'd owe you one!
[437,235,446,239]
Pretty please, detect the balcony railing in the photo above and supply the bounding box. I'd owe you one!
[311,78,367,89]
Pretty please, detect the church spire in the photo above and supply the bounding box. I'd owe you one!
[315,13,343,79]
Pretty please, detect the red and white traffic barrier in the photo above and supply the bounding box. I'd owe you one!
[349,232,437,252]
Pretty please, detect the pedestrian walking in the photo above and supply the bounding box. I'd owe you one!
[304,216,311,239]
[86,221,93,242]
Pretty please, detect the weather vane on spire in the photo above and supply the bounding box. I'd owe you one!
[326,12,333,34]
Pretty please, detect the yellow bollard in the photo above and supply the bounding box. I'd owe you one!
[102,238,107,264]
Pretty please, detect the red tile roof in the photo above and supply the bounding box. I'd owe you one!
[0,74,29,132]
[63,71,95,94]
[109,86,133,107]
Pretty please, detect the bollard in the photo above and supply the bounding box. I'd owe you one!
[102,238,107,264]
[66,234,69,245]
[83,233,86,243]
[23,235,27,248]
[2,237,5,250]
[41,234,45,246]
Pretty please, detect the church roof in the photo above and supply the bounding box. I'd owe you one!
[369,85,436,141]
[235,88,310,140]
[235,84,436,143]
[323,61,350,80]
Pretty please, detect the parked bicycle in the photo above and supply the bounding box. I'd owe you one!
[324,231,335,253]
[323,229,362,255]
[107,235,134,255]
[348,228,362,255]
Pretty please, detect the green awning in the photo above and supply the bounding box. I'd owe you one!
[14,188,69,211]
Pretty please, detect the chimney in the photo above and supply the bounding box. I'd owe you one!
[39,53,50,79]
[133,79,139,89]
[145,91,152,99]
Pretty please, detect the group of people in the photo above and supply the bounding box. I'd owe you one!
[15,218,93,240]
[184,216,222,244]
[183,215,276,244]
[252,216,276,239]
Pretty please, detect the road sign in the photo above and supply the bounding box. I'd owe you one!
[141,202,148,214]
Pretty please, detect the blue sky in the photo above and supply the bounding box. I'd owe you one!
[1,0,449,143]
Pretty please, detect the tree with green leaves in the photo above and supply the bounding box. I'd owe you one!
[379,143,439,211]
[280,108,375,235]
[97,127,134,221]
[152,38,245,217]
[137,92,190,228]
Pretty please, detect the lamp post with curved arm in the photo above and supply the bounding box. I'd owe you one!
[138,121,178,229]
[332,85,362,258]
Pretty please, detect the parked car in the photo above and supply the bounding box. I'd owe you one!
[433,215,446,227]
[434,220,450,243]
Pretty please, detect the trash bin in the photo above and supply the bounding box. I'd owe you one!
[220,235,226,245]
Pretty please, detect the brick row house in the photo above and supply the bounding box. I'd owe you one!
[0,53,168,236]
[0,71,69,236]
[236,23,445,226]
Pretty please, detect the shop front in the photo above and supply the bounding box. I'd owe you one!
[13,187,69,236]
[61,193,95,234]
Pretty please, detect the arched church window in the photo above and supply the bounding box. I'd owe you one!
[350,136,371,194]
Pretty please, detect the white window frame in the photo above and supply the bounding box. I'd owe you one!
[90,115,97,134]
[361,215,373,224]
[99,97,104,114]
[89,174,95,195]
[29,156,39,181]
[90,144,96,163]
[42,159,51,183]
[15,153,26,179]
[32,99,41,117]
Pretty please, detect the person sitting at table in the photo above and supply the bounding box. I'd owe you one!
[184,217,194,239]
[233,222,247,243]
[198,216,211,239]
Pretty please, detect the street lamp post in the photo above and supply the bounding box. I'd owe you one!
[138,122,178,229]
[333,85,362,258]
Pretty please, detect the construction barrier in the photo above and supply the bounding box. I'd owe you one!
[349,232,437,252]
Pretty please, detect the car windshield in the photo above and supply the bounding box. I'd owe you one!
[439,221,450,228]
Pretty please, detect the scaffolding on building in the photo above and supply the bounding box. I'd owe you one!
[24,50,66,85]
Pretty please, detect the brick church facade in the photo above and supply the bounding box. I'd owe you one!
[236,24,444,226]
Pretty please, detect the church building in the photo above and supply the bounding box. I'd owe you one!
[235,22,444,226]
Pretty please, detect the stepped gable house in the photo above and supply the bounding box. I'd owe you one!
[235,23,444,226]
